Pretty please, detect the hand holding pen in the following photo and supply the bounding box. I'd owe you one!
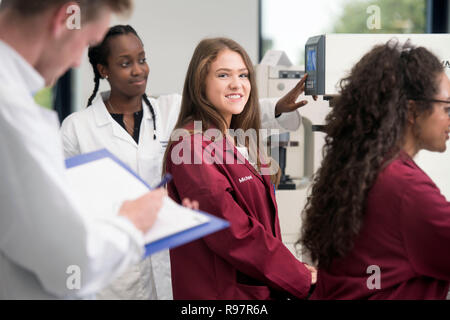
[154,173,199,210]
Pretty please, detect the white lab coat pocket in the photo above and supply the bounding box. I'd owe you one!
[137,140,167,188]
[135,140,172,299]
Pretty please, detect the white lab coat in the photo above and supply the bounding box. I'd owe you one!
[0,41,146,299]
[60,91,301,299]
[61,92,179,300]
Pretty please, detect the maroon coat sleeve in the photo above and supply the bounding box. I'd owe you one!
[400,164,450,280]
[167,134,312,298]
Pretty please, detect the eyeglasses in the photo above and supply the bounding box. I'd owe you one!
[411,98,450,117]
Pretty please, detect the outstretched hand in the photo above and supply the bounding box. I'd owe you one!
[274,73,318,116]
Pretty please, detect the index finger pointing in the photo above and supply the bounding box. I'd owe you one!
[290,73,308,93]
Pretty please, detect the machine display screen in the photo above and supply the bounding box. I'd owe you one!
[306,47,317,72]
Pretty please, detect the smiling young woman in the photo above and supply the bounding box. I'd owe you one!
[60,26,318,300]
[204,49,251,127]
[163,37,316,300]
[60,25,171,300]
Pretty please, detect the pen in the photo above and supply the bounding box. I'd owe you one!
[154,173,172,189]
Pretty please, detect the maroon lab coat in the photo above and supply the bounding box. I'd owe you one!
[312,151,450,299]
[166,126,312,300]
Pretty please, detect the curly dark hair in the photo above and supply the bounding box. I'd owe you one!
[299,40,444,268]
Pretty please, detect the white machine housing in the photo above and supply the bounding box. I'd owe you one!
[255,51,330,264]
[305,33,450,96]
[255,51,330,182]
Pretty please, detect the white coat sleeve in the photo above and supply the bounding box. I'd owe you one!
[154,93,183,141]
[0,94,145,299]
[60,113,81,158]
[259,97,301,132]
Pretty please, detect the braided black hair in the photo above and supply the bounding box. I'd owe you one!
[87,24,157,139]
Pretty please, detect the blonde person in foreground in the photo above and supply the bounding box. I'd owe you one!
[0,0,197,299]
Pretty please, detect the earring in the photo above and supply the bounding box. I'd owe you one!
[104,75,109,80]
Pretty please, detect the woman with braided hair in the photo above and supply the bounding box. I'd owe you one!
[61,25,171,300]
[60,25,316,299]
[300,40,450,299]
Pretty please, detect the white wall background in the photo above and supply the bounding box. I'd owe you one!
[74,0,259,110]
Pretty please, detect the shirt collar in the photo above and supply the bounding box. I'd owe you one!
[92,91,112,126]
[93,91,151,126]
[91,90,152,126]
[0,40,45,95]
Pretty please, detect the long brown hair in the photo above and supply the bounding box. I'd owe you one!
[162,37,270,176]
[299,40,443,268]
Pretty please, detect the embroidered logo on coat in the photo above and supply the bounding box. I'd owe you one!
[238,175,253,183]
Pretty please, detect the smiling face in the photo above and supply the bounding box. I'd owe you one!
[413,72,450,153]
[98,33,149,99]
[204,49,251,126]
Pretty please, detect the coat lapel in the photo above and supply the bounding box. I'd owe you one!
[223,137,265,185]
[92,95,137,147]
[223,137,279,234]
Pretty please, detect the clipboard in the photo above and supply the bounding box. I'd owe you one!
[65,148,229,257]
